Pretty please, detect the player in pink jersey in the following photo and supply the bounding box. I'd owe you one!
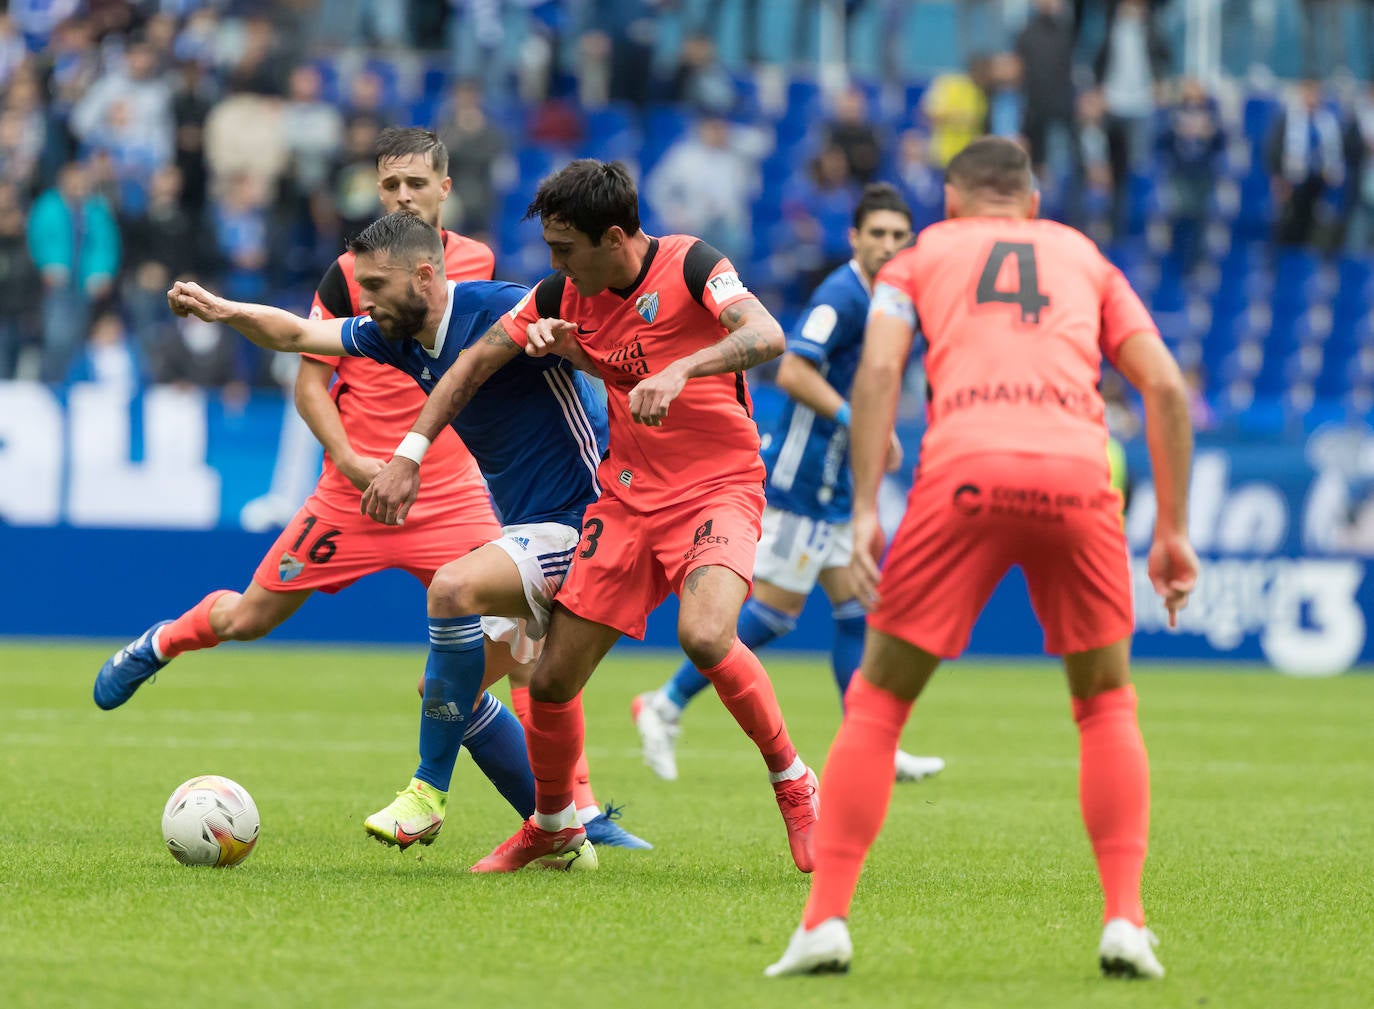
[766,138,1199,980]
[364,160,819,874]
[93,129,647,853]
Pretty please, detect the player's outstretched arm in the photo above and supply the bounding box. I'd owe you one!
[360,321,521,526]
[1115,331,1199,626]
[167,281,346,356]
[847,290,917,610]
[627,297,784,425]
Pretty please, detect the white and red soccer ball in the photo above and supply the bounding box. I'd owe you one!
[161,775,260,867]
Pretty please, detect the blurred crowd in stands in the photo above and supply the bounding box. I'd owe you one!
[4,0,1374,434]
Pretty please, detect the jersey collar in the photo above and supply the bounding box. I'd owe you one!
[425,281,457,358]
[608,237,660,299]
[848,258,872,295]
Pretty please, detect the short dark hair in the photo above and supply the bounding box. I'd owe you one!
[375,127,448,177]
[348,211,444,267]
[853,182,912,230]
[944,136,1035,198]
[524,159,640,246]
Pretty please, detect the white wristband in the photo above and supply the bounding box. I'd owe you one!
[393,432,431,465]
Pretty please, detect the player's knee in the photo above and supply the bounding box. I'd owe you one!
[678,621,733,670]
[529,660,579,704]
[1071,670,1132,700]
[427,565,480,616]
[217,607,273,641]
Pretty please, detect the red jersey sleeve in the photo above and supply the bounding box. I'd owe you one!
[499,273,567,348]
[870,251,920,326]
[1098,263,1158,366]
[682,240,754,318]
[303,257,354,366]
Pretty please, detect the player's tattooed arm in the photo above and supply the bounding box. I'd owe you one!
[411,321,522,439]
[627,298,783,426]
[692,298,785,375]
[361,321,520,526]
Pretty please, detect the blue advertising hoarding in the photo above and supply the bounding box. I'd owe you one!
[0,381,1369,674]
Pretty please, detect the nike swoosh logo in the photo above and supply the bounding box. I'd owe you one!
[394,822,439,845]
[576,325,598,335]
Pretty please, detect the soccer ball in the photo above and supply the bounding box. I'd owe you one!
[161,775,260,867]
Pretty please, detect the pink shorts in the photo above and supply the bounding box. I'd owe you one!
[870,452,1132,657]
[251,497,501,594]
[557,483,765,639]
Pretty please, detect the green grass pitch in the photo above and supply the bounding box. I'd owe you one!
[2,640,1370,1009]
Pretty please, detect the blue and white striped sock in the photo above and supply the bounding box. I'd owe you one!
[463,692,536,818]
[415,615,485,792]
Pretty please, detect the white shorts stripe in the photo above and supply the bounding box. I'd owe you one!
[481,522,583,664]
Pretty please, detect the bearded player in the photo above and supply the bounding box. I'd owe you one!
[94,130,647,852]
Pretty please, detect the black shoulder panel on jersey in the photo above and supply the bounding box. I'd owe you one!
[534,273,569,319]
[682,239,728,307]
[316,259,353,318]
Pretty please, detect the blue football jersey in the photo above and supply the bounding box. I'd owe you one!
[340,280,607,528]
[760,260,870,522]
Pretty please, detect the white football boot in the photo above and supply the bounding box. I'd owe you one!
[631,691,681,781]
[764,918,853,977]
[894,750,945,782]
[1098,918,1166,979]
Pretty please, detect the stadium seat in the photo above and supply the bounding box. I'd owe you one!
[1315,348,1354,398]
[1241,93,1280,148]
[1217,340,1264,386]
[516,147,556,188]
[785,77,823,125]
[363,57,404,109]
[1235,169,1275,240]
[730,71,762,121]
[407,97,439,130]
[902,80,928,115]
[1153,310,1191,348]
[421,63,450,103]
[314,58,342,105]
[1151,267,1186,314]
[639,105,692,174]
[581,103,640,162]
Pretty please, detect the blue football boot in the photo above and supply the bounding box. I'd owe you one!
[582,802,653,850]
[93,621,172,710]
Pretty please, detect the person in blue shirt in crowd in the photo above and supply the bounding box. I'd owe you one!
[633,183,945,784]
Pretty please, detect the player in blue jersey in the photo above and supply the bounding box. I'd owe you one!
[167,210,647,865]
[632,184,945,784]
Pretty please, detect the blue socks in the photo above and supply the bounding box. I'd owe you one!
[663,598,798,711]
[414,617,536,816]
[463,692,536,818]
[415,616,485,792]
[831,599,867,703]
